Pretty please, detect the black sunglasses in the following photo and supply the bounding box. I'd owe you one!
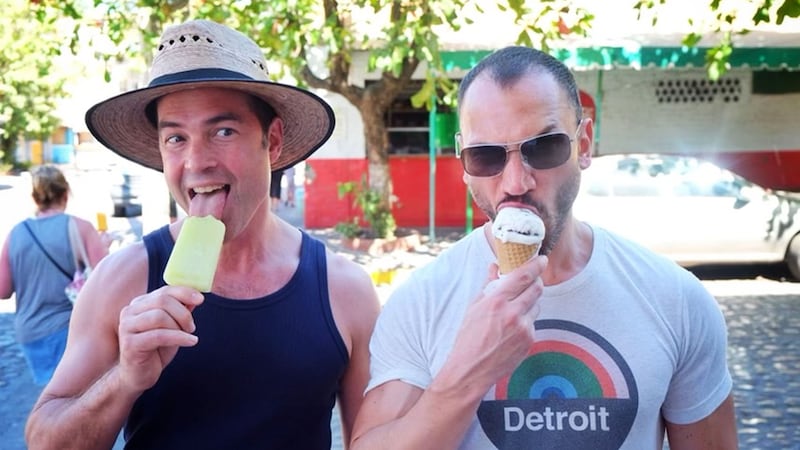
[456,128,579,177]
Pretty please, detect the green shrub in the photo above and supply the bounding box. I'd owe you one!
[336,177,396,239]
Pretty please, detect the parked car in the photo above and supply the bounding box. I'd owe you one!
[573,153,800,279]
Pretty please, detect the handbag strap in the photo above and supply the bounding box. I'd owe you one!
[22,220,72,280]
[67,217,92,272]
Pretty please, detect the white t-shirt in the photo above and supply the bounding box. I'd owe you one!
[367,225,732,449]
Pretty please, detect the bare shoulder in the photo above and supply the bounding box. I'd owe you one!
[325,249,380,346]
[69,240,149,338]
[325,249,379,308]
[70,215,99,239]
[82,242,150,308]
[70,214,94,229]
[70,215,110,263]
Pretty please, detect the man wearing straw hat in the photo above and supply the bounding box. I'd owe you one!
[26,19,380,449]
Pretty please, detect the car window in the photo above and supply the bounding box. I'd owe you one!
[584,154,751,199]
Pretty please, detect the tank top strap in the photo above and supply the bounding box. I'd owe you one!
[302,230,328,294]
[300,231,346,360]
[143,225,173,292]
[143,227,330,295]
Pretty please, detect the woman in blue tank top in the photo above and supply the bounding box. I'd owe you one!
[0,165,108,385]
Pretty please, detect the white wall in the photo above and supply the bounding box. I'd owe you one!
[321,55,800,160]
[576,68,800,155]
[311,91,366,159]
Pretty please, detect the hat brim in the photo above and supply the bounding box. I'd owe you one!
[85,78,335,172]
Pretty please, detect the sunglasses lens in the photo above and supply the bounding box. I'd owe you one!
[462,146,507,177]
[459,133,573,176]
[520,134,572,170]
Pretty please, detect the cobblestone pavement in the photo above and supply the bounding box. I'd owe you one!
[724,295,800,449]
[0,312,41,450]
[3,281,800,449]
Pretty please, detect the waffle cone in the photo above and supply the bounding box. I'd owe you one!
[495,238,540,274]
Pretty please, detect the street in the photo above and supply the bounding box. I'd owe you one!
[1,163,799,449]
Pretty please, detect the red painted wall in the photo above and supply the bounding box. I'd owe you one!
[305,150,800,229]
[703,150,800,192]
[304,158,367,229]
[305,156,488,229]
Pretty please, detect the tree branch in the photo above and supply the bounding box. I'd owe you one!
[302,65,364,107]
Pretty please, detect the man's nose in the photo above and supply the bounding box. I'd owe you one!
[184,139,217,171]
[500,148,535,195]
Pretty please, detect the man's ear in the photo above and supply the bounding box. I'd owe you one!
[577,118,594,169]
[267,117,284,164]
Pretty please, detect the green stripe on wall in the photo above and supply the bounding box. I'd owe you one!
[443,47,800,71]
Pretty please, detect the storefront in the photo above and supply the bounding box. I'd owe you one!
[306,43,800,230]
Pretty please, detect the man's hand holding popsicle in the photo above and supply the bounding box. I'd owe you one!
[117,194,225,392]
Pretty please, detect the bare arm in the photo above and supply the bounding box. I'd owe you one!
[666,394,738,450]
[74,217,109,268]
[350,379,482,450]
[25,245,203,449]
[0,234,13,299]
[327,252,382,449]
[350,256,547,450]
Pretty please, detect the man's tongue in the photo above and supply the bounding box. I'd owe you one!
[189,189,226,219]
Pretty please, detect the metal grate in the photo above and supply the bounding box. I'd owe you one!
[655,77,742,104]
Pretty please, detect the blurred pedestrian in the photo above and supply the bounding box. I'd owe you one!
[0,164,109,385]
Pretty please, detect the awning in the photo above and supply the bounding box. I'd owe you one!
[443,46,800,71]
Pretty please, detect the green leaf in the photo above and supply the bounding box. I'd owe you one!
[752,4,771,24]
[517,29,533,48]
[777,0,800,23]
[410,78,435,109]
[682,32,702,47]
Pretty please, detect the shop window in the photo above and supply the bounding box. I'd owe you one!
[374,80,458,155]
[386,97,429,155]
[753,70,800,95]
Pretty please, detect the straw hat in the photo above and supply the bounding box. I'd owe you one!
[85,19,335,172]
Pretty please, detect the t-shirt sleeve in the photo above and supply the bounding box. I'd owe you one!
[365,281,433,393]
[661,273,732,424]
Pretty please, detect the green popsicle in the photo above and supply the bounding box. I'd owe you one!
[163,215,225,292]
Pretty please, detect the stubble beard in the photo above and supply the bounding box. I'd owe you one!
[471,169,581,256]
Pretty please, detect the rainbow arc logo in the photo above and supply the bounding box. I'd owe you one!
[477,320,638,449]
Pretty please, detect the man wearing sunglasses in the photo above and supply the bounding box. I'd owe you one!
[351,46,737,449]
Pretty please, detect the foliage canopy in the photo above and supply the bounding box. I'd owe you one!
[0,0,73,168]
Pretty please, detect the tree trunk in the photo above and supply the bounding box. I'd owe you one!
[304,49,418,218]
[360,97,393,211]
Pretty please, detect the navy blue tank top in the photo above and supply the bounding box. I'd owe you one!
[124,226,348,449]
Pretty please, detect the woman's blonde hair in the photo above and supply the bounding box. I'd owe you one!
[31,164,70,210]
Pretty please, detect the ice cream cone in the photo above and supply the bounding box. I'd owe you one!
[491,207,545,275]
[495,238,540,274]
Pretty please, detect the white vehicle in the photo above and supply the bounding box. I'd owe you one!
[574,154,800,279]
